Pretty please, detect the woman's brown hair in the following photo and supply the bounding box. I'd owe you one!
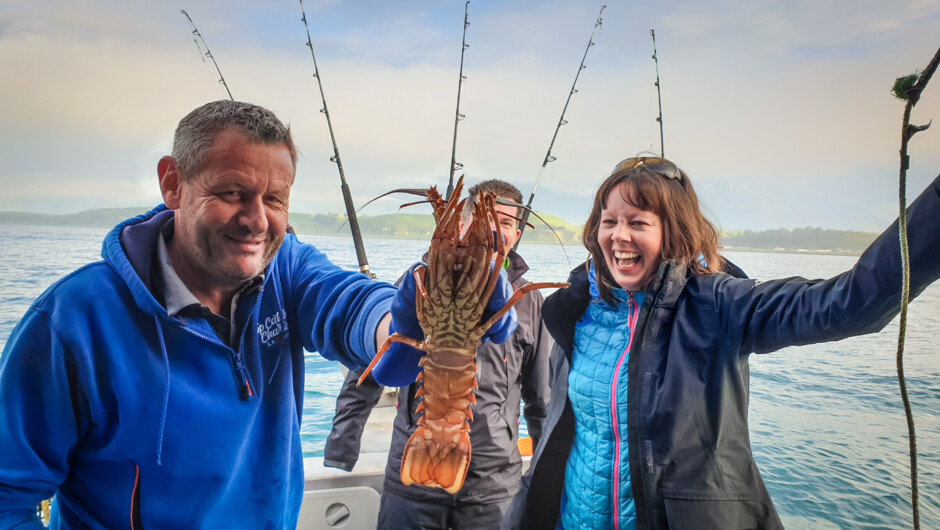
[582,163,724,304]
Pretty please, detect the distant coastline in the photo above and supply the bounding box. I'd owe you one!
[719,246,863,257]
[0,208,877,255]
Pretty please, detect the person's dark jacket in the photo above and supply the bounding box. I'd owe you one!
[323,368,384,471]
[380,249,553,505]
[504,176,940,529]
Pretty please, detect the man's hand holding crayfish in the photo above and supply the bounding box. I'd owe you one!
[363,260,519,387]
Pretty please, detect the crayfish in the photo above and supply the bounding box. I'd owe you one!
[359,176,567,493]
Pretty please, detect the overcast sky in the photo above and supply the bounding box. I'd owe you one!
[1,0,938,231]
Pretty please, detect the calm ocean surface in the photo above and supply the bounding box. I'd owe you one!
[0,224,937,528]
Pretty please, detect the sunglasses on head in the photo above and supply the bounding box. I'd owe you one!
[611,156,682,181]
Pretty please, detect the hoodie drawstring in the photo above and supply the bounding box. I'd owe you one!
[153,315,171,466]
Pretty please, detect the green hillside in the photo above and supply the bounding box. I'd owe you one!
[288,210,583,244]
[719,227,877,254]
[0,208,146,229]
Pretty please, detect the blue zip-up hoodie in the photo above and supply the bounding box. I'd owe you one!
[0,206,395,528]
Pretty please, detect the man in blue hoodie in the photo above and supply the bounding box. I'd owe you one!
[0,100,516,528]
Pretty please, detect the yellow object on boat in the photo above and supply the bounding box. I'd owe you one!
[517,436,533,457]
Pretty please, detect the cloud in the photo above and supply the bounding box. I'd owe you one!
[0,0,938,232]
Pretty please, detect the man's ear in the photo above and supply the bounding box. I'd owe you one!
[158,156,182,209]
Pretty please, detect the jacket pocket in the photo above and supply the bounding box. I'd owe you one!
[662,494,760,530]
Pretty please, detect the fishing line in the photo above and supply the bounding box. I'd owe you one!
[516,4,607,249]
[189,39,224,100]
[891,45,939,530]
[180,10,233,100]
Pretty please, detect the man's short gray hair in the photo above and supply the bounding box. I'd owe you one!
[172,100,297,181]
[466,179,523,209]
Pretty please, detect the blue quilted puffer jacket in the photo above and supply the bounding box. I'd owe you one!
[561,265,645,529]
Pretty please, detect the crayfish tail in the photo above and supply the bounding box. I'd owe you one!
[400,426,471,494]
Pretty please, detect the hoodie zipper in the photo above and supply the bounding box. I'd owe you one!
[233,286,265,401]
[177,324,254,401]
[175,286,264,401]
[610,293,639,529]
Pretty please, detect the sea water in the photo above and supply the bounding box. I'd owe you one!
[0,224,937,528]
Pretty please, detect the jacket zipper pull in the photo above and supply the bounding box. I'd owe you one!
[237,364,253,401]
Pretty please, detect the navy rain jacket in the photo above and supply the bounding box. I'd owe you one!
[504,175,940,529]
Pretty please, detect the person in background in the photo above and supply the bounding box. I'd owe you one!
[503,156,940,529]
[323,365,386,470]
[0,100,516,529]
[326,179,554,529]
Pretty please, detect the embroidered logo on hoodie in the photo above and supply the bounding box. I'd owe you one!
[257,308,290,347]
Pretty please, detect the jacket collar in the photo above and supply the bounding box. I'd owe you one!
[504,249,529,285]
[541,262,591,355]
[103,204,273,318]
[542,259,689,357]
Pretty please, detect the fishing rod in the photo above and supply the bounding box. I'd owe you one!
[298,0,375,278]
[515,4,606,249]
[891,45,939,530]
[650,29,664,157]
[445,1,471,201]
[180,10,233,100]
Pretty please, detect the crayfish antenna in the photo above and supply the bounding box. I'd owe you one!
[338,187,440,233]
[360,188,430,211]
[477,281,570,339]
[489,197,571,268]
[494,197,536,230]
